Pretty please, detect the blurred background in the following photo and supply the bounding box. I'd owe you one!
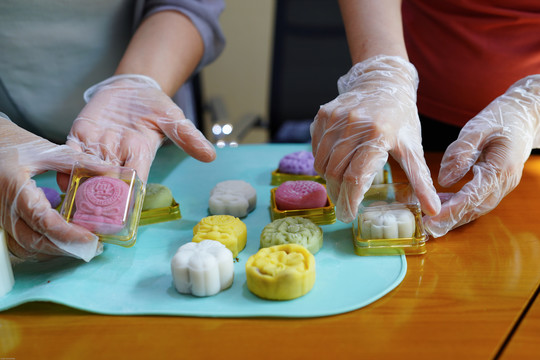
[200,0,275,144]
[199,0,351,146]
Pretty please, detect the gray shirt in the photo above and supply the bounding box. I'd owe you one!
[0,0,225,143]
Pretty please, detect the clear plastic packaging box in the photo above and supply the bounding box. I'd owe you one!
[60,162,145,247]
[270,162,392,186]
[270,169,325,186]
[352,183,427,256]
[0,229,14,297]
[139,199,182,226]
[270,187,336,225]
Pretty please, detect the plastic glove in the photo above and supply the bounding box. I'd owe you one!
[66,74,216,183]
[310,55,440,223]
[0,116,104,262]
[424,75,540,237]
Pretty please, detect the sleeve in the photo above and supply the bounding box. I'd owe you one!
[142,0,226,71]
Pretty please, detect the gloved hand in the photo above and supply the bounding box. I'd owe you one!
[424,75,540,237]
[0,116,104,262]
[311,55,441,223]
[66,74,216,184]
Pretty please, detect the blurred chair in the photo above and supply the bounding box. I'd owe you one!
[205,0,351,145]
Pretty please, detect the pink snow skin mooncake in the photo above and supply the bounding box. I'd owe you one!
[275,181,327,210]
[72,176,130,234]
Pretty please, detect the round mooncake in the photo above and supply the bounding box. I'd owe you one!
[275,181,327,210]
[40,187,62,208]
[278,151,317,175]
[143,183,173,211]
[209,180,256,217]
[260,217,323,254]
[192,215,247,258]
[246,243,316,300]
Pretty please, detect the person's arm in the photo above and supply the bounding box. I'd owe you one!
[0,116,104,262]
[115,10,204,96]
[66,5,225,183]
[310,0,440,223]
[338,0,408,62]
[424,76,540,237]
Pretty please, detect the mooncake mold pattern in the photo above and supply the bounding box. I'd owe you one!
[278,151,317,175]
[246,243,316,300]
[209,180,257,218]
[275,181,327,210]
[192,215,247,257]
[72,176,130,234]
[260,217,323,254]
[171,240,234,297]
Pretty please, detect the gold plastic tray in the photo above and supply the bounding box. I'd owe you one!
[352,204,427,256]
[270,187,336,225]
[140,200,182,226]
[270,169,325,186]
[60,162,145,248]
[351,183,427,256]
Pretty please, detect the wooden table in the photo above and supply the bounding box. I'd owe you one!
[1,152,539,359]
[500,289,540,359]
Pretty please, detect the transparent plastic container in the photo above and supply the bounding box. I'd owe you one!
[270,162,392,186]
[60,162,145,247]
[270,187,336,225]
[270,169,325,186]
[140,199,182,226]
[0,229,14,297]
[352,183,427,256]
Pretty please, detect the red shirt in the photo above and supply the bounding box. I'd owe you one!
[403,0,540,126]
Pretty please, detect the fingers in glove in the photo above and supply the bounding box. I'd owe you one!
[67,121,124,165]
[7,232,56,261]
[391,141,441,216]
[4,131,105,177]
[121,134,160,184]
[157,105,215,163]
[312,100,361,178]
[311,99,342,158]
[6,221,67,261]
[335,148,389,223]
[424,163,519,237]
[438,118,493,187]
[315,106,390,222]
[10,181,99,260]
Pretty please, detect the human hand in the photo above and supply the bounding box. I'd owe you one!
[310,55,440,223]
[424,76,540,237]
[0,116,103,262]
[66,74,216,183]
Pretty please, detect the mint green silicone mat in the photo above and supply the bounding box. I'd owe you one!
[0,144,406,317]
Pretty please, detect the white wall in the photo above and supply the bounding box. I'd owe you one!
[200,0,276,143]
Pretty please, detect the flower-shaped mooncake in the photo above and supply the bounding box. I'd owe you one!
[193,215,247,258]
[171,240,234,297]
[209,180,257,218]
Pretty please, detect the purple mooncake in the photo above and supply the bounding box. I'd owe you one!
[278,151,317,176]
[40,187,62,208]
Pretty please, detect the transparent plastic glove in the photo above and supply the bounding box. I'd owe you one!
[67,74,216,183]
[311,55,440,223]
[424,75,540,237]
[0,116,103,262]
